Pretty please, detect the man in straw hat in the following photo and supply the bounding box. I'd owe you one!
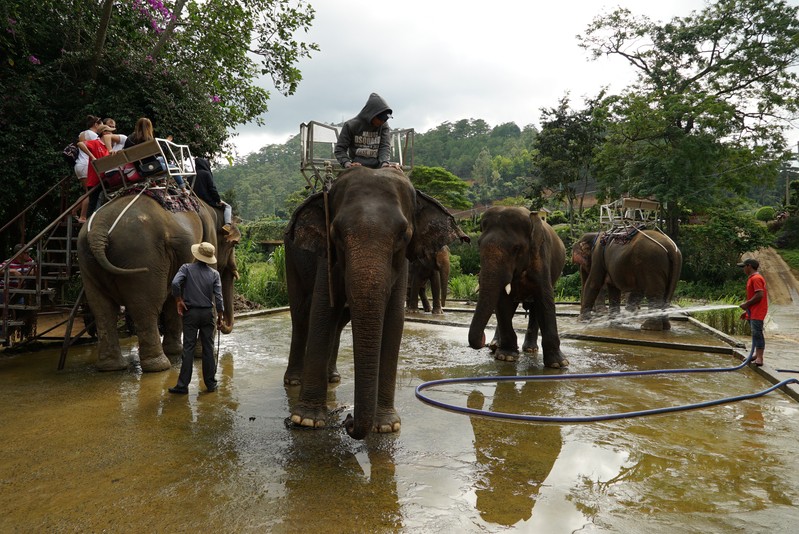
[168,242,225,394]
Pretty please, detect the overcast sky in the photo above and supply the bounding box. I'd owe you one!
[231,0,715,156]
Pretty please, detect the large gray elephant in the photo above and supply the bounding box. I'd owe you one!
[77,193,239,372]
[468,207,568,368]
[407,245,450,314]
[283,167,469,440]
[571,229,682,330]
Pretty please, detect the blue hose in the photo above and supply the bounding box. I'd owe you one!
[415,348,799,423]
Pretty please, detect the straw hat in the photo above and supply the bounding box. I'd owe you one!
[191,242,217,264]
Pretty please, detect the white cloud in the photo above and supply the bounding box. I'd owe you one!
[230,0,723,156]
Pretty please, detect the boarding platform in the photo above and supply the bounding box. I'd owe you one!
[299,121,415,192]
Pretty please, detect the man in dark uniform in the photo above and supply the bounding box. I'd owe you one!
[168,242,225,394]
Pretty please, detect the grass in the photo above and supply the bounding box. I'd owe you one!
[675,296,750,336]
[777,248,799,272]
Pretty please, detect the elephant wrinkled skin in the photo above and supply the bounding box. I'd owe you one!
[571,230,682,330]
[468,207,568,368]
[77,195,239,372]
[284,167,469,440]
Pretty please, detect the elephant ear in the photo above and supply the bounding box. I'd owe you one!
[285,192,327,255]
[408,190,469,262]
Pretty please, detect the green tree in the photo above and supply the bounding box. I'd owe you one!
[579,0,799,236]
[0,0,316,229]
[533,93,604,222]
[409,166,472,210]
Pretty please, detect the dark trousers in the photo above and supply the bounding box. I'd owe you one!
[175,307,217,390]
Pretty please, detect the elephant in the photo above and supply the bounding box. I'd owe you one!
[407,245,450,314]
[571,229,682,330]
[283,166,469,439]
[468,206,568,368]
[77,192,239,372]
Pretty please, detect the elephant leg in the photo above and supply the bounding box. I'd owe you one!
[85,281,126,371]
[533,291,568,368]
[607,285,622,317]
[641,293,668,331]
[420,286,431,312]
[493,298,519,362]
[327,306,350,383]
[430,273,443,315]
[373,279,404,433]
[161,295,183,359]
[284,295,311,386]
[127,301,170,373]
[522,309,539,354]
[292,268,340,428]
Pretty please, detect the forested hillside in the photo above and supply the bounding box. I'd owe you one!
[213,119,540,221]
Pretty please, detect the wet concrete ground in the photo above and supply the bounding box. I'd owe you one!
[2,304,799,533]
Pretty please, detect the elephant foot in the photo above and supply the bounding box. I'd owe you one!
[494,349,519,362]
[290,404,328,428]
[96,356,128,372]
[662,319,672,331]
[328,370,341,383]
[373,408,401,433]
[543,352,569,368]
[522,343,538,354]
[544,358,569,369]
[578,313,591,322]
[162,340,183,357]
[432,307,443,315]
[139,353,171,373]
[284,376,301,386]
[641,318,665,331]
[488,339,498,353]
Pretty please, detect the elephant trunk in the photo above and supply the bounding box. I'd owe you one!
[469,252,510,349]
[88,223,148,275]
[344,256,392,440]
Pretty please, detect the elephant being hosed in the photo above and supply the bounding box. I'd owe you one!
[468,207,568,368]
[571,229,682,330]
[77,193,239,372]
[283,167,469,440]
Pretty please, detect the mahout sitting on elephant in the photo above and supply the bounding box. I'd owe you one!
[571,228,682,330]
[77,189,239,372]
[468,206,568,368]
[407,245,450,314]
[283,166,469,439]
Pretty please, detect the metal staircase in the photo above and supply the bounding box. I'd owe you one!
[1,176,94,358]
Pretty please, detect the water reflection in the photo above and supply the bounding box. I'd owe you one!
[2,311,799,532]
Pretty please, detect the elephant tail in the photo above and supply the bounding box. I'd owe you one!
[87,225,149,275]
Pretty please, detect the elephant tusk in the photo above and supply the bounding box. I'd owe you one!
[505,283,512,295]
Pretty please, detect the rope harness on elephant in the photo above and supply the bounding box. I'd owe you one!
[323,161,336,307]
[87,185,201,236]
[599,224,669,254]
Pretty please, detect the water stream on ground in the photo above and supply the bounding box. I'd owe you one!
[2,306,798,532]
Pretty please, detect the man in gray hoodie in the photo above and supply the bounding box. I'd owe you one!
[335,93,393,169]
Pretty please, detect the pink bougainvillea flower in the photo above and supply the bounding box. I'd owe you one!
[211,95,221,103]
[28,55,41,65]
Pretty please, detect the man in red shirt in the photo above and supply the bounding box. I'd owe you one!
[738,258,768,366]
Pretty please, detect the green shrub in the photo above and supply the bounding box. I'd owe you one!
[449,274,478,301]
[778,248,799,271]
[548,210,568,225]
[234,242,288,307]
[449,236,480,275]
[755,206,776,221]
[555,272,581,301]
[677,296,750,336]
[776,216,799,248]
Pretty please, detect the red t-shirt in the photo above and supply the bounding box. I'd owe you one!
[746,272,768,321]
[85,139,110,187]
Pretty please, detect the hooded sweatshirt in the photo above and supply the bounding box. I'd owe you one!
[190,158,222,205]
[334,93,393,169]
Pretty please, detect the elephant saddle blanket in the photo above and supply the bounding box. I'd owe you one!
[600,223,646,246]
[121,186,200,213]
